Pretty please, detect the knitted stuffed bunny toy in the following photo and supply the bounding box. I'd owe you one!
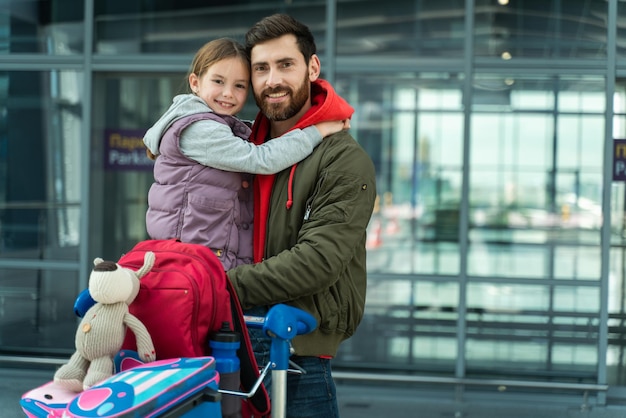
[54,252,157,392]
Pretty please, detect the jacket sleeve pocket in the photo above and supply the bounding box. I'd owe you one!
[306,171,362,224]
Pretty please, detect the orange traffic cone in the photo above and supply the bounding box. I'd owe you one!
[367,219,383,249]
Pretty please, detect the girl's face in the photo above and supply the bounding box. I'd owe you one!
[189,57,249,116]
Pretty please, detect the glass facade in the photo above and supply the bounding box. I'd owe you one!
[2,0,626,409]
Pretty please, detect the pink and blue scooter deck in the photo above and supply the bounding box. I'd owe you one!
[20,356,220,418]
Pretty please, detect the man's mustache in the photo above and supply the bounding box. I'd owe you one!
[261,86,291,96]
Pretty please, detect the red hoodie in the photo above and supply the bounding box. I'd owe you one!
[249,78,355,262]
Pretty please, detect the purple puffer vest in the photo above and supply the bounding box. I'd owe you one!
[146,112,254,270]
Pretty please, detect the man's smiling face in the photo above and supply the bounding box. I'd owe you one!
[250,34,318,124]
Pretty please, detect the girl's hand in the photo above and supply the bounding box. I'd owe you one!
[314,119,351,138]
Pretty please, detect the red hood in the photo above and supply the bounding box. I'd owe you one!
[250,79,354,262]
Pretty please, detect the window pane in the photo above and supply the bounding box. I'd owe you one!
[0,268,78,354]
[0,0,84,55]
[465,283,599,381]
[0,70,82,261]
[608,83,626,386]
[337,278,459,373]
[474,0,607,59]
[94,2,325,55]
[554,246,601,280]
[617,1,626,61]
[469,74,604,279]
[347,73,464,275]
[337,0,465,58]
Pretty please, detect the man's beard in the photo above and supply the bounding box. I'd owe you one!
[254,75,309,122]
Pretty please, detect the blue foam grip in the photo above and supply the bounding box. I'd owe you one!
[263,304,317,340]
[263,304,317,370]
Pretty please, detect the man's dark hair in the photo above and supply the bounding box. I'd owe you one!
[245,13,317,65]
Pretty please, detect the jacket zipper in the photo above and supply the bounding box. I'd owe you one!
[303,171,326,221]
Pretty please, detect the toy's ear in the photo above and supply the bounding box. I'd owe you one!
[93,257,104,266]
[136,252,156,279]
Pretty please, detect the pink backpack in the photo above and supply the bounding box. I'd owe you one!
[119,238,231,359]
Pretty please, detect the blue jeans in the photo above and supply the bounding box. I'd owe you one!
[247,313,340,418]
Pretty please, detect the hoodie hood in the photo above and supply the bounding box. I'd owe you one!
[250,79,354,262]
[143,94,212,156]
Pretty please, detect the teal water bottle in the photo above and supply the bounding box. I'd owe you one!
[210,321,241,418]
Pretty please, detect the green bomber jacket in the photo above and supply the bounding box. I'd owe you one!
[227,130,377,357]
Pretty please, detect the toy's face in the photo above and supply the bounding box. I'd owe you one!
[127,273,141,304]
[89,267,139,305]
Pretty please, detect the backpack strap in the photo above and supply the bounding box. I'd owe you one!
[227,279,271,417]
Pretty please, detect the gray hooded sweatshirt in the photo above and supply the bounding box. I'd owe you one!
[144,94,324,269]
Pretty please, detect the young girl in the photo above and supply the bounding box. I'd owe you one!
[143,38,347,270]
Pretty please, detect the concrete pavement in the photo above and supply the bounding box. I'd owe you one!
[4,365,626,418]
